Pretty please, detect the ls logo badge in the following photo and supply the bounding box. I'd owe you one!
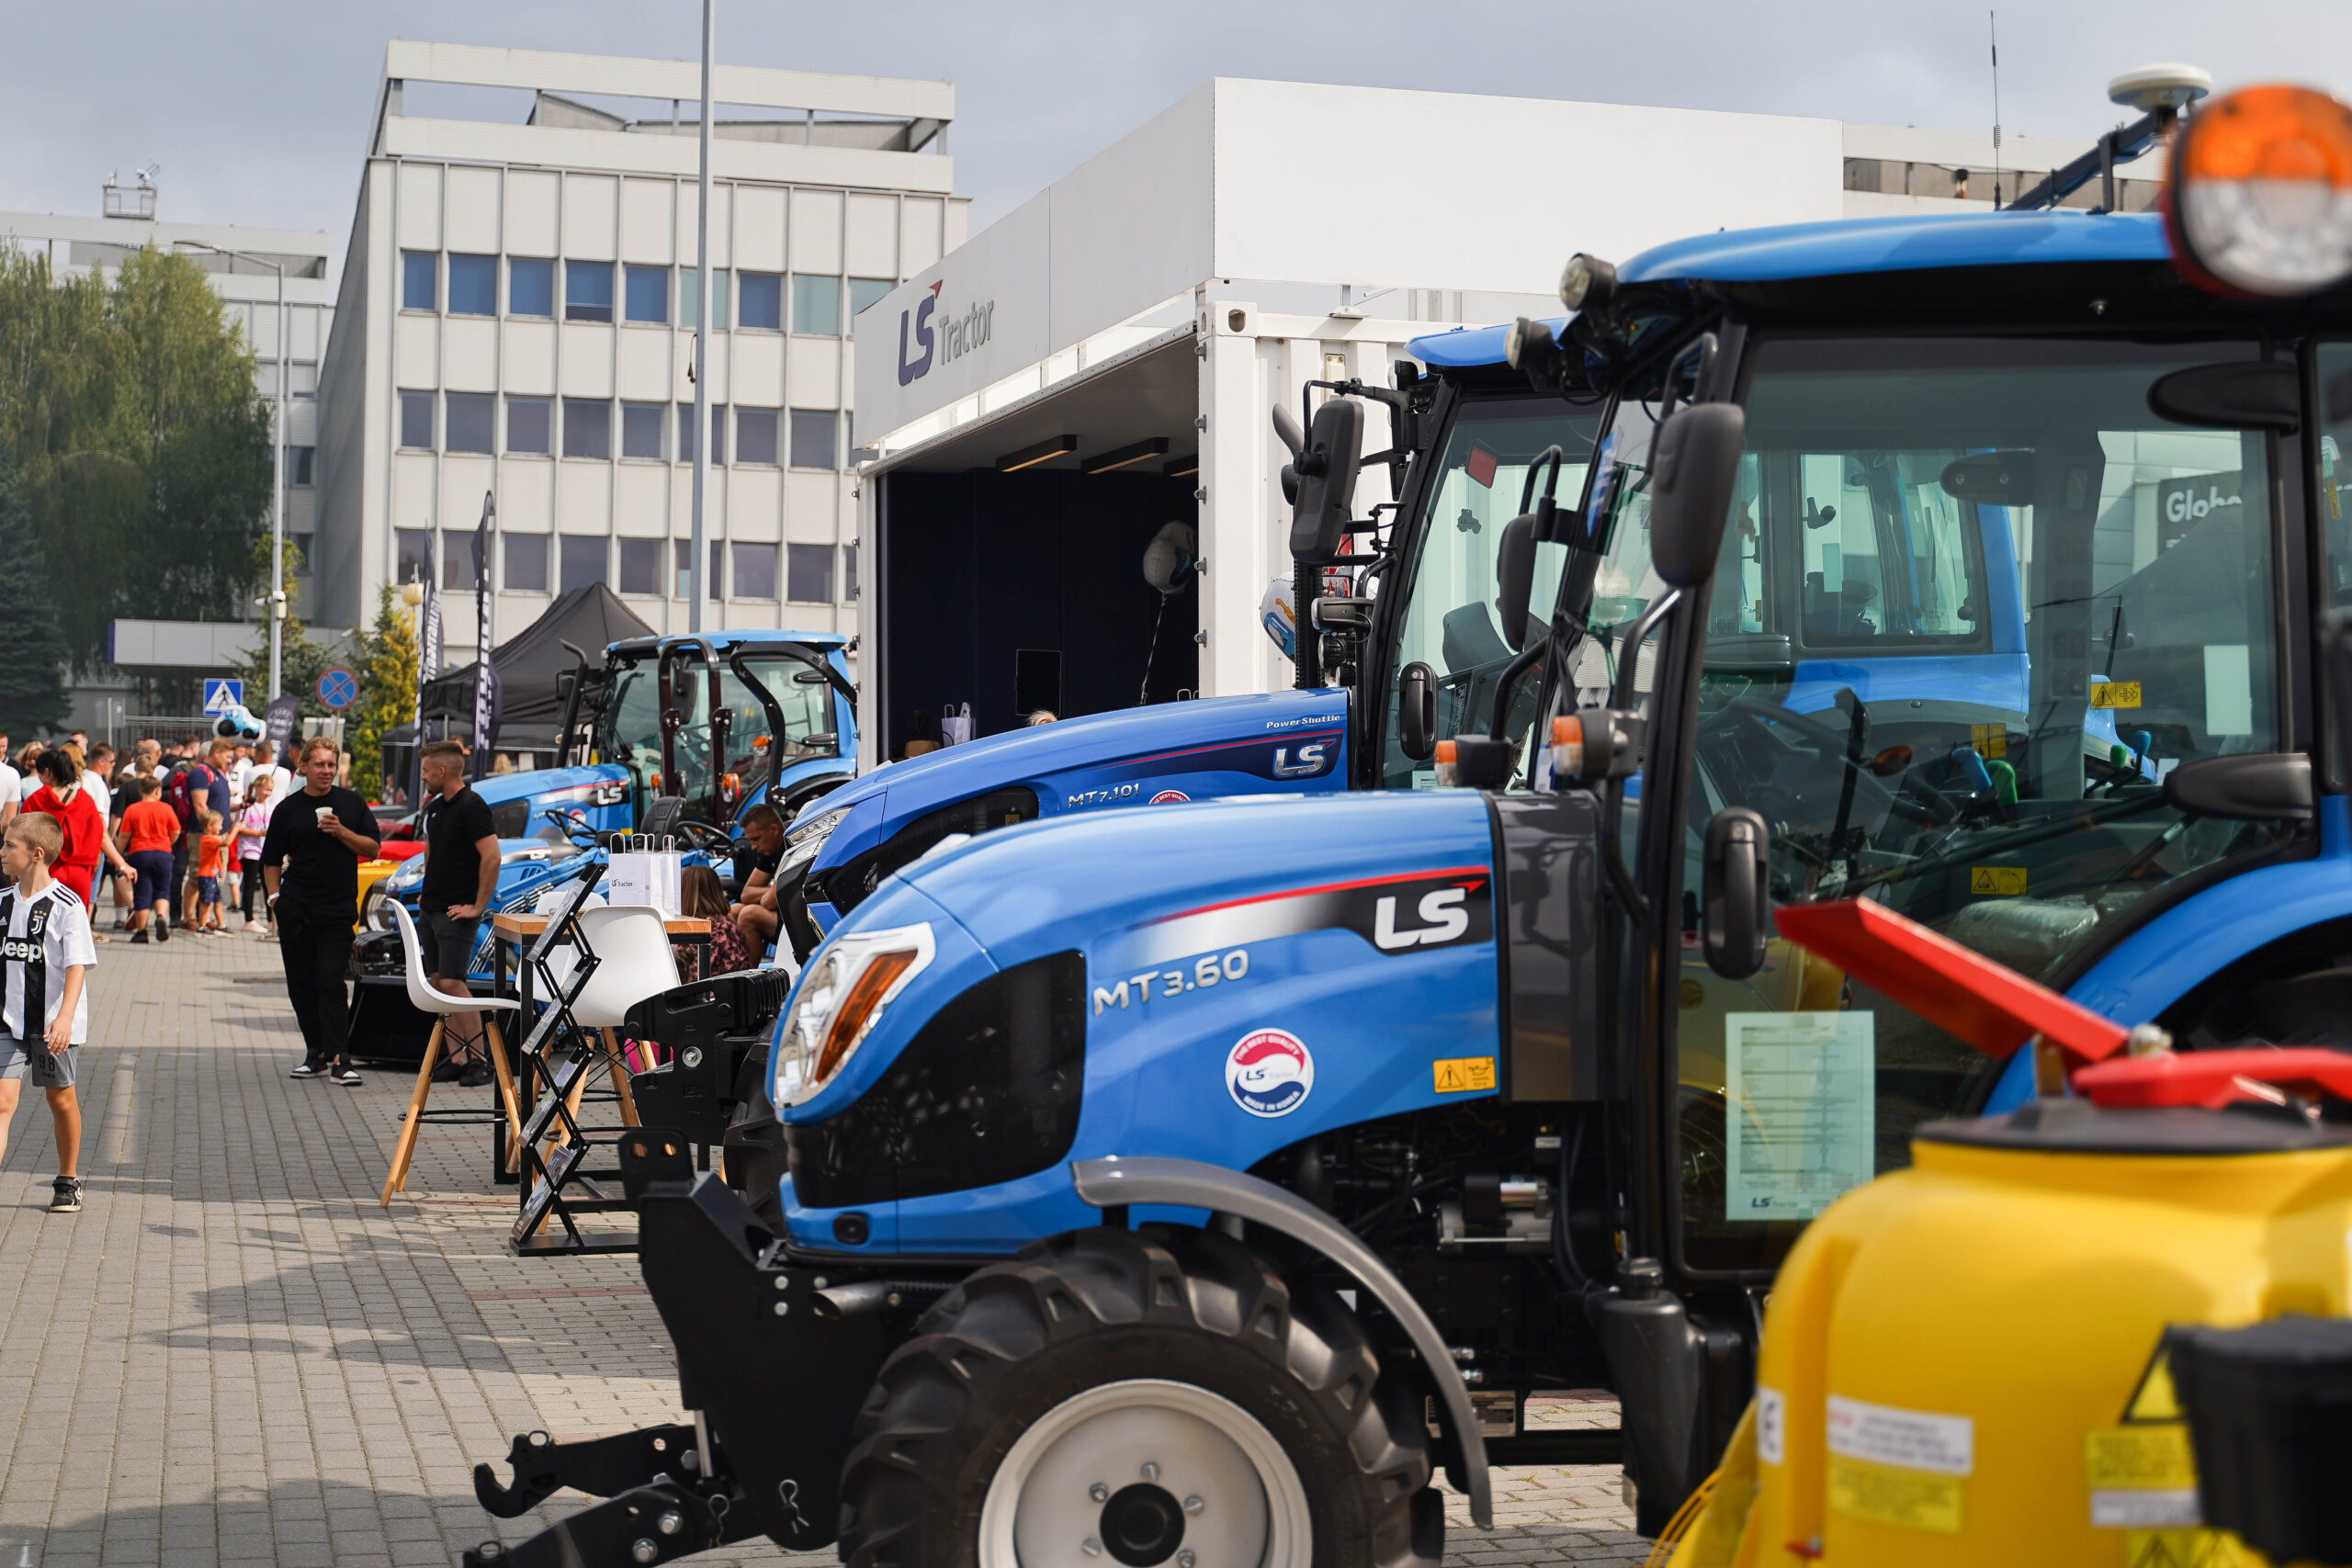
[1272,741,1331,779]
[1374,887,1471,950]
[897,281,943,387]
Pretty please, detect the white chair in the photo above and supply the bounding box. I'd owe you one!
[535,905,684,1144]
[381,899,526,1205]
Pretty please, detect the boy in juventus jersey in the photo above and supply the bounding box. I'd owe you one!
[0,812,91,1213]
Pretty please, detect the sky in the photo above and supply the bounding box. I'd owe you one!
[4,0,2348,275]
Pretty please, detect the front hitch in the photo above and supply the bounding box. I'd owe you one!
[464,1135,892,1563]
[471,1425,705,1517]
[463,1480,751,1568]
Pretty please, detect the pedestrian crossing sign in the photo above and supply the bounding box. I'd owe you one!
[202,678,244,715]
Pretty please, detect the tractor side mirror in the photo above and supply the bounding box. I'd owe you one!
[1646,403,1746,589]
[1273,398,1366,561]
[1702,807,1770,979]
[1496,513,1539,650]
[1397,662,1437,761]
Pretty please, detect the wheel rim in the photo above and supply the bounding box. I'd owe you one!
[978,1377,1313,1568]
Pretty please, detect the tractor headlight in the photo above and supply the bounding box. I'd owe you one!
[775,807,849,879]
[774,921,935,1106]
[2171,84,2352,297]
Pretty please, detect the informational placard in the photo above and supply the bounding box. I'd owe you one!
[1724,1010,1875,1222]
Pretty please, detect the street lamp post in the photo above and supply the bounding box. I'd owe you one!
[690,0,714,636]
[177,240,288,700]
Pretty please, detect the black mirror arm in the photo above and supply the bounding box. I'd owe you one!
[1608,590,1681,712]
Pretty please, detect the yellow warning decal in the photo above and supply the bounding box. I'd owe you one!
[2122,1529,2251,1567]
[2087,1425,2197,1490]
[2122,1345,2183,1424]
[1433,1056,1498,1093]
[1970,722,2008,759]
[1827,1453,1962,1534]
[1970,866,2029,897]
[2087,1425,2200,1528]
[2090,681,2143,709]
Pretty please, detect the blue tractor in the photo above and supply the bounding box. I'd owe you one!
[467,101,2352,1567]
[361,629,857,981]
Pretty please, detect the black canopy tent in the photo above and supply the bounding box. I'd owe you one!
[383,584,654,797]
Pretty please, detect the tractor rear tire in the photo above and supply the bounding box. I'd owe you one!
[838,1224,1442,1568]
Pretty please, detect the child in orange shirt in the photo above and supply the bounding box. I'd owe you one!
[195,811,229,935]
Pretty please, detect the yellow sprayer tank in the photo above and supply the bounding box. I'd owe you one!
[1681,1099,2352,1567]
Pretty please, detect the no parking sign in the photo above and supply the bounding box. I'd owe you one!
[318,668,358,710]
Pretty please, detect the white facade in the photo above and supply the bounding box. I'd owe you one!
[316,40,967,664]
[851,80,2120,758]
[0,205,335,612]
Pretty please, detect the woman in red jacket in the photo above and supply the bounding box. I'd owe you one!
[24,747,108,939]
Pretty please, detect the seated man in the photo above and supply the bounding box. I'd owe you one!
[727,804,787,953]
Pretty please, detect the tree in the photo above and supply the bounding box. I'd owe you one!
[0,452,71,735]
[346,583,421,801]
[232,536,338,716]
[0,243,273,670]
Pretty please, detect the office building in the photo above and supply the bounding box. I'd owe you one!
[314,39,965,665]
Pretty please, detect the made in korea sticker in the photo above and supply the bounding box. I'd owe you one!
[1226,1028,1314,1118]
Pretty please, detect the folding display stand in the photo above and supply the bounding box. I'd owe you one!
[507,866,641,1258]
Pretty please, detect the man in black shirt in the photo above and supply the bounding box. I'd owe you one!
[415,739,500,1088]
[261,737,380,1084]
[726,804,786,953]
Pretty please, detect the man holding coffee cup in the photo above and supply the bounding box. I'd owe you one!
[260,737,380,1084]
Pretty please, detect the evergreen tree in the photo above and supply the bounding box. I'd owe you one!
[0,455,70,735]
[346,583,421,801]
[232,537,338,717]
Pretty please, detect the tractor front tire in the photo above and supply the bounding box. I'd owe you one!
[839,1224,1442,1568]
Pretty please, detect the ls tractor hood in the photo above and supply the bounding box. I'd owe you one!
[800,688,1351,927]
[771,785,1604,1256]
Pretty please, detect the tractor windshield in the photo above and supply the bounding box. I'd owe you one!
[1603,334,2295,1274]
[1379,396,1603,788]
[595,651,839,825]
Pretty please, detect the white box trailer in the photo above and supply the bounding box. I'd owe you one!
[852,78,1857,767]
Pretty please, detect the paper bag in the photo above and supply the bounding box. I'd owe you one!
[605,851,684,917]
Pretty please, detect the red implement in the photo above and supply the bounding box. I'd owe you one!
[2073,1047,2352,1109]
[1770,899,2129,1065]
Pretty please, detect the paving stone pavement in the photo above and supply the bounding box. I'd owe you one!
[0,924,1641,1567]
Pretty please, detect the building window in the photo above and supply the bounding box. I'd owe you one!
[675,538,723,598]
[562,398,611,459]
[559,534,605,592]
[441,529,485,591]
[625,265,670,325]
[285,446,315,487]
[395,528,435,590]
[849,276,894,323]
[792,274,841,336]
[735,406,779,467]
[618,537,661,595]
[446,392,495,455]
[401,251,437,311]
[565,261,614,323]
[844,543,858,601]
[679,403,726,464]
[738,271,782,330]
[289,531,316,572]
[681,268,730,330]
[621,401,667,461]
[787,544,833,604]
[731,541,777,600]
[398,390,435,450]
[504,533,550,593]
[287,362,318,400]
[506,395,551,455]
[789,409,838,470]
[509,257,555,318]
[448,254,497,316]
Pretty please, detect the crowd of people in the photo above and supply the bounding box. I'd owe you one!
[0,727,304,945]
[0,721,777,1193]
